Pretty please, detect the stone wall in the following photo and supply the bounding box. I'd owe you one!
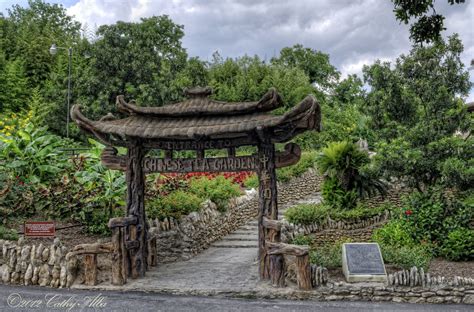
[0,237,78,288]
[280,185,411,246]
[281,210,392,246]
[290,283,474,304]
[150,168,323,263]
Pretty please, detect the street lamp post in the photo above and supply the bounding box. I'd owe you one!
[50,43,72,138]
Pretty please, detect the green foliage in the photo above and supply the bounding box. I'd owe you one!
[209,53,315,110]
[321,177,358,209]
[0,225,18,241]
[147,190,203,220]
[372,219,432,269]
[77,16,188,119]
[276,150,317,182]
[317,141,370,190]
[372,219,415,248]
[404,189,473,246]
[0,122,71,183]
[285,204,329,225]
[310,238,352,268]
[392,0,466,43]
[365,35,472,191]
[291,234,313,246]
[379,244,432,270]
[271,44,340,91]
[243,173,258,189]
[74,139,126,215]
[188,176,241,212]
[284,203,391,226]
[0,58,29,111]
[316,141,385,208]
[440,227,474,261]
[372,189,473,263]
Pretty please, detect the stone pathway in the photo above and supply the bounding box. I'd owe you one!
[73,192,321,294]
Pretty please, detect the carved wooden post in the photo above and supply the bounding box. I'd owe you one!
[147,236,157,267]
[110,227,126,285]
[296,254,312,290]
[126,141,147,278]
[84,254,97,286]
[257,142,277,280]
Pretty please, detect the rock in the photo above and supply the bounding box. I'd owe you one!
[38,264,51,287]
[2,265,10,284]
[463,295,474,305]
[427,297,445,304]
[35,243,44,260]
[422,291,435,298]
[31,266,39,285]
[41,247,49,262]
[10,271,20,284]
[420,267,425,287]
[24,263,33,285]
[59,265,67,288]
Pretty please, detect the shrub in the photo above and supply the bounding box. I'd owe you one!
[316,141,385,209]
[188,175,241,211]
[284,203,331,225]
[321,177,358,209]
[147,190,204,220]
[403,188,473,251]
[440,227,474,261]
[310,238,352,268]
[291,234,313,246]
[0,225,18,241]
[243,173,258,189]
[372,220,416,248]
[379,244,432,270]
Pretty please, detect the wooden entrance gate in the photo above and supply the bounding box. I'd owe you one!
[71,86,321,287]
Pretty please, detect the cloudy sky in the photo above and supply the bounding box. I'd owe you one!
[1,0,473,99]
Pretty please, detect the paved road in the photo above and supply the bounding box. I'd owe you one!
[1,284,471,312]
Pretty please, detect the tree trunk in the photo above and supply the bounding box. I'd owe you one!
[270,254,285,287]
[257,142,277,280]
[125,141,147,278]
[111,227,126,285]
[84,254,97,286]
[296,254,312,290]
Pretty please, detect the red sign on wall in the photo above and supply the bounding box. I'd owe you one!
[24,221,55,238]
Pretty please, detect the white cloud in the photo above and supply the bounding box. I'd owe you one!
[66,0,474,84]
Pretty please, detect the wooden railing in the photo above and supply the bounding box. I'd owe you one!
[71,216,157,286]
[262,217,312,290]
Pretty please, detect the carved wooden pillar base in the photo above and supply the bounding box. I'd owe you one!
[257,142,278,280]
[126,141,147,278]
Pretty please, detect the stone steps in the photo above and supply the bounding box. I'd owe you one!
[211,240,258,248]
[236,225,258,231]
[222,234,258,241]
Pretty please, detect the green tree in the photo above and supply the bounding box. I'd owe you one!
[392,0,466,44]
[0,58,29,111]
[5,0,81,88]
[208,54,314,108]
[77,15,188,119]
[364,35,472,190]
[271,44,340,91]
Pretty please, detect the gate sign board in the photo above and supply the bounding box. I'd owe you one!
[143,155,258,173]
[342,243,387,282]
[24,221,55,238]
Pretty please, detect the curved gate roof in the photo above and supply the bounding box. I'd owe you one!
[71,87,321,147]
